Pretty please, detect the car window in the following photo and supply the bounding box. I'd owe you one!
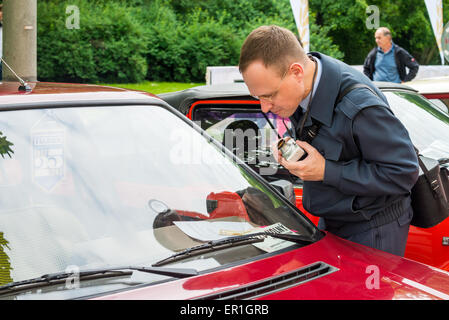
[193,107,299,181]
[0,105,315,289]
[384,91,449,160]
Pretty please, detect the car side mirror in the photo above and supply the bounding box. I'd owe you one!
[269,179,295,205]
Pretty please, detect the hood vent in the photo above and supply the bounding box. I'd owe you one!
[195,261,338,300]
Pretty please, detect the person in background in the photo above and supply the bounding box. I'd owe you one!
[363,27,419,83]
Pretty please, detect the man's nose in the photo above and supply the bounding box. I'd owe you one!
[260,100,273,113]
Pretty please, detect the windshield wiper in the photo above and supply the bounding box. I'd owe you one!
[153,231,313,267]
[0,265,198,294]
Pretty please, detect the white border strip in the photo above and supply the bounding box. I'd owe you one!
[402,278,449,300]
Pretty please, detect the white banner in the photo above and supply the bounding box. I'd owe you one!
[425,0,444,64]
[290,0,310,52]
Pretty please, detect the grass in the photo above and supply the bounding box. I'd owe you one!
[99,81,205,94]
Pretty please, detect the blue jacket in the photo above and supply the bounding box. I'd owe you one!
[290,52,419,237]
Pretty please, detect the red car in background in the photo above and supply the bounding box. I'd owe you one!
[1,80,449,301]
[159,81,449,272]
[405,76,449,114]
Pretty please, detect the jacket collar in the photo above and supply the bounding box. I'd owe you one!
[296,52,342,128]
[377,42,395,54]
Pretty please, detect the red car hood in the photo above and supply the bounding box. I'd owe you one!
[93,233,449,300]
[0,81,158,103]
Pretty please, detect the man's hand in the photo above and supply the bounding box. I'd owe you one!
[278,140,325,181]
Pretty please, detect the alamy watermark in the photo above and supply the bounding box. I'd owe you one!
[366,5,380,30]
[168,125,279,176]
[365,265,380,290]
[66,5,80,30]
[65,265,80,290]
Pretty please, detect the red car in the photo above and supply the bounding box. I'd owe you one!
[159,81,449,272]
[405,76,449,114]
[1,80,449,301]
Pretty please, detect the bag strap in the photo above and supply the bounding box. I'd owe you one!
[299,83,378,144]
[297,118,322,144]
[335,83,379,105]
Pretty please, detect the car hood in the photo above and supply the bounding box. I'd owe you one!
[0,81,158,106]
[92,232,449,300]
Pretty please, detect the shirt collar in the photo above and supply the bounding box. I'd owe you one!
[292,52,342,128]
[299,56,322,111]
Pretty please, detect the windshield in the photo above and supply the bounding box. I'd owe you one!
[384,91,449,160]
[0,105,315,297]
[193,107,298,181]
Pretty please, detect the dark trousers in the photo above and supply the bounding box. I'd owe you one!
[319,205,413,257]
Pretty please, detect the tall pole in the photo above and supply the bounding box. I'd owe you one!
[2,0,37,81]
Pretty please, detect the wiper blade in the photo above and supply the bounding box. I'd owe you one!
[0,265,198,294]
[153,231,313,267]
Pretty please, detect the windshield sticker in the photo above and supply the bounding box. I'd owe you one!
[173,221,255,242]
[31,113,66,191]
[252,223,297,253]
[173,220,298,253]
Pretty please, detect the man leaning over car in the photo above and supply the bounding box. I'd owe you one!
[239,25,419,256]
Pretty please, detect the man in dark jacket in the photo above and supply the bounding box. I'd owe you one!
[239,25,419,256]
[363,27,419,83]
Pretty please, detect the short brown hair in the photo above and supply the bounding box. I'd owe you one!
[239,25,307,76]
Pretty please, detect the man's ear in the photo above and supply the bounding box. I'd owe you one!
[290,63,304,81]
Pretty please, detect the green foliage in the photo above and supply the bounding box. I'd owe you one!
[310,0,449,65]
[310,0,367,64]
[100,81,204,95]
[309,13,344,60]
[37,0,147,83]
[35,0,449,83]
[0,131,13,159]
[142,5,240,82]
[143,0,342,82]
[37,0,343,83]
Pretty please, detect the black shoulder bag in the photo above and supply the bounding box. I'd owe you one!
[411,149,449,228]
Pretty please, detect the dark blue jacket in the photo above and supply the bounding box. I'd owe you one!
[290,52,419,237]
